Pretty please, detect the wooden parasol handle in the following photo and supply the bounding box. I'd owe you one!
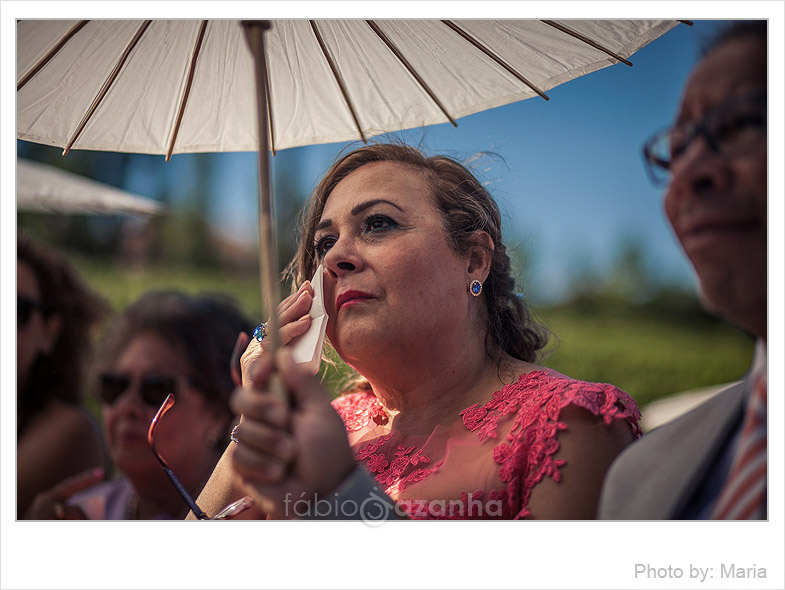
[242,20,288,405]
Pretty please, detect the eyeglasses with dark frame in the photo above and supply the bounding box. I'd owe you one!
[98,372,182,407]
[148,393,255,520]
[17,295,49,327]
[643,91,766,186]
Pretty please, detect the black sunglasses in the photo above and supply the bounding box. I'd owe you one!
[98,372,180,407]
[17,295,49,326]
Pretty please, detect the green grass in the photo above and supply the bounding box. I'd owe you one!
[538,303,754,407]
[70,257,754,408]
[73,256,266,318]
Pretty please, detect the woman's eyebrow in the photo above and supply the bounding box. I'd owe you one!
[314,199,403,233]
[350,198,403,216]
[314,218,332,233]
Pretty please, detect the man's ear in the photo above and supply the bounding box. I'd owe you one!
[466,231,494,283]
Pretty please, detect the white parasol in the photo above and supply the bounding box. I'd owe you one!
[17,20,685,155]
[17,158,166,217]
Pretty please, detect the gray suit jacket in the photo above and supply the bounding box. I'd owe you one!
[598,378,751,519]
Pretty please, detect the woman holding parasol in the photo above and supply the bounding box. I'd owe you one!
[197,143,641,520]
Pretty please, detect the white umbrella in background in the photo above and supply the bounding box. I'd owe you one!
[17,158,166,217]
[16,18,689,365]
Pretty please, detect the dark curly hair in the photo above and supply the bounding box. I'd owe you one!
[17,232,112,436]
[287,142,549,365]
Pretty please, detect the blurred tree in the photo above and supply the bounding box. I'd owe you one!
[565,234,656,305]
[156,153,220,268]
[559,232,733,332]
[565,251,602,302]
[271,150,310,281]
[602,236,654,303]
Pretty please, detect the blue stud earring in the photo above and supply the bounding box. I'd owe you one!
[469,280,483,297]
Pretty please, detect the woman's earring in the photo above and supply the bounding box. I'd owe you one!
[469,279,483,297]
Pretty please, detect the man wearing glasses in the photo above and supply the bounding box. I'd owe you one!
[599,21,767,519]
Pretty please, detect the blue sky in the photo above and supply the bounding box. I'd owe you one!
[117,20,727,304]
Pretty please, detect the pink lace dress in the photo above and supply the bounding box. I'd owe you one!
[332,370,641,519]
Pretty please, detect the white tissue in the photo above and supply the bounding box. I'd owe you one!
[290,264,328,375]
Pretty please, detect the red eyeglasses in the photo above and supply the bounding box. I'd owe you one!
[148,394,254,520]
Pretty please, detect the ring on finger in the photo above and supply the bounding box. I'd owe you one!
[253,322,268,342]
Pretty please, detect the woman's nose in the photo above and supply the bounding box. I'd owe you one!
[111,382,147,415]
[322,238,361,278]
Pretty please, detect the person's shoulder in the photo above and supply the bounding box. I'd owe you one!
[614,380,747,463]
[25,400,102,442]
[513,367,640,518]
[48,400,99,423]
[69,477,133,519]
[331,389,376,408]
[598,381,749,519]
[507,365,641,430]
[49,401,103,442]
[331,390,381,432]
[71,477,128,501]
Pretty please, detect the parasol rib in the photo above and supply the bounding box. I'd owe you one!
[166,20,208,162]
[441,20,549,101]
[17,20,89,91]
[366,20,457,127]
[541,20,633,67]
[309,20,366,143]
[63,20,152,156]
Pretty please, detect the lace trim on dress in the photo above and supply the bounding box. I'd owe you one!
[331,370,641,519]
[352,433,444,495]
[332,392,385,432]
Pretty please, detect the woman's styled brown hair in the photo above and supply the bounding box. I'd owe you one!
[17,233,112,436]
[287,142,549,364]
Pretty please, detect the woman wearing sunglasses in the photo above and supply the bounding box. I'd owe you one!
[28,290,250,519]
[17,233,111,519]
